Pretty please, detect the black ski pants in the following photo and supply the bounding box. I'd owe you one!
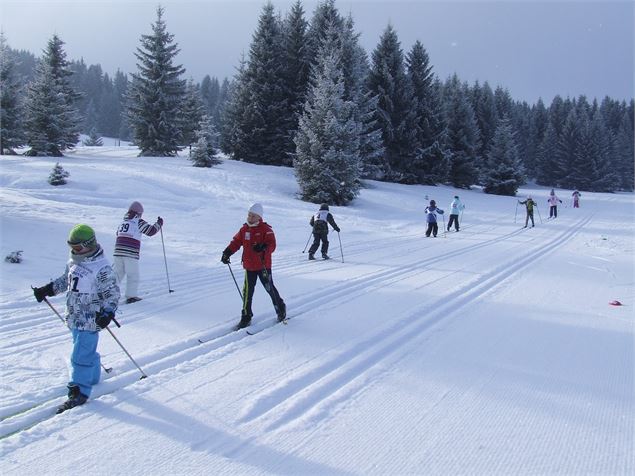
[549,205,558,218]
[525,211,535,227]
[242,269,284,318]
[447,214,460,231]
[426,222,439,237]
[308,230,329,256]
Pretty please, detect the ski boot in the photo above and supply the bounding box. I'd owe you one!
[308,253,315,260]
[276,301,287,323]
[322,253,330,260]
[126,296,142,304]
[57,385,88,414]
[235,311,252,330]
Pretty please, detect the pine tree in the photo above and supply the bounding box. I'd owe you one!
[127,6,186,156]
[555,108,581,188]
[181,78,205,150]
[407,40,448,184]
[470,81,497,174]
[0,33,24,154]
[614,109,634,191]
[83,127,103,146]
[443,75,480,188]
[293,30,361,205]
[24,34,81,156]
[482,117,526,196]
[525,98,548,178]
[279,0,311,165]
[367,24,419,182]
[229,2,289,165]
[48,162,70,185]
[189,115,221,167]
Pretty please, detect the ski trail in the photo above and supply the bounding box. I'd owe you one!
[236,215,592,432]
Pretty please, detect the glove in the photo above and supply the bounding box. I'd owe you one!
[334,227,340,233]
[33,282,55,302]
[95,310,115,329]
[157,216,163,227]
[221,247,232,264]
[252,243,267,252]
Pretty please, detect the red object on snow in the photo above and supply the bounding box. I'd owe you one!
[609,300,622,306]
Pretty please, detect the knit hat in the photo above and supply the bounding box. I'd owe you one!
[67,224,97,248]
[454,196,459,199]
[128,201,144,216]
[320,203,329,211]
[430,200,436,206]
[248,203,263,218]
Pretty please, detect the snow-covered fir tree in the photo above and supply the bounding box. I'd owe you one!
[83,127,103,146]
[189,115,221,167]
[406,40,449,184]
[127,6,186,157]
[443,74,480,188]
[24,35,81,156]
[293,29,361,205]
[340,15,386,181]
[482,117,526,196]
[0,33,24,154]
[470,81,497,175]
[48,162,70,185]
[181,78,205,150]
[367,25,419,183]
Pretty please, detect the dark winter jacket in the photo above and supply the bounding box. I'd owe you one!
[310,210,340,234]
[225,221,276,271]
[425,206,444,223]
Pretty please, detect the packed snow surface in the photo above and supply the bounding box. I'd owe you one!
[1,147,633,475]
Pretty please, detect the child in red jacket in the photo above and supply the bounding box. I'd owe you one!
[221,203,286,329]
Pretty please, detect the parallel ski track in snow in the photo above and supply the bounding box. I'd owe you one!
[0,216,589,440]
[227,214,593,435]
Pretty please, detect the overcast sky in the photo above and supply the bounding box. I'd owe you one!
[1,0,633,104]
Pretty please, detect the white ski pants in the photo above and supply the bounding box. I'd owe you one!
[113,256,140,299]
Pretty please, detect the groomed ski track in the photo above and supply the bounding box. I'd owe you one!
[1,214,592,442]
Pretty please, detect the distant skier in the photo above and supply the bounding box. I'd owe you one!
[425,200,444,237]
[447,195,465,232]
[221,203,286,329]
[308,203,340,260]
[572,190,581,208]
[33,224,119,413]
[112,201,163,304]
[547,189,562,218]
[518,196,537,228]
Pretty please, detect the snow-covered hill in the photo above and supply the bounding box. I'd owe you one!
[1,148,633,475]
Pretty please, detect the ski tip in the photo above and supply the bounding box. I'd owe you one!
[140,374,148,380]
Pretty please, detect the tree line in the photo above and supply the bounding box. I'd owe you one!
[1,0,632,203]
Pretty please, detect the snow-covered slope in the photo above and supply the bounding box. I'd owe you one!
[1,148,633,475]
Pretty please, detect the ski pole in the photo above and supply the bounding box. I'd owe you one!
[514,202,519,223]
[337,231,344,263]
[227,262,243,300]
[442,214,447,237]
[37,293,112,374]
[302,231,312,253]
[536,205,543,224]
[104,326,147,379]
[159,226,174,293]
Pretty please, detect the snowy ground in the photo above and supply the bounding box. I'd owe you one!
[1,147,633,475]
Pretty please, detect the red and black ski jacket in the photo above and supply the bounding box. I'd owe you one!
[226,221,276,271]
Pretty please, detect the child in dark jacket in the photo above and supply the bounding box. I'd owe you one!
[425,200,444,237]
[308,203,340,260]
